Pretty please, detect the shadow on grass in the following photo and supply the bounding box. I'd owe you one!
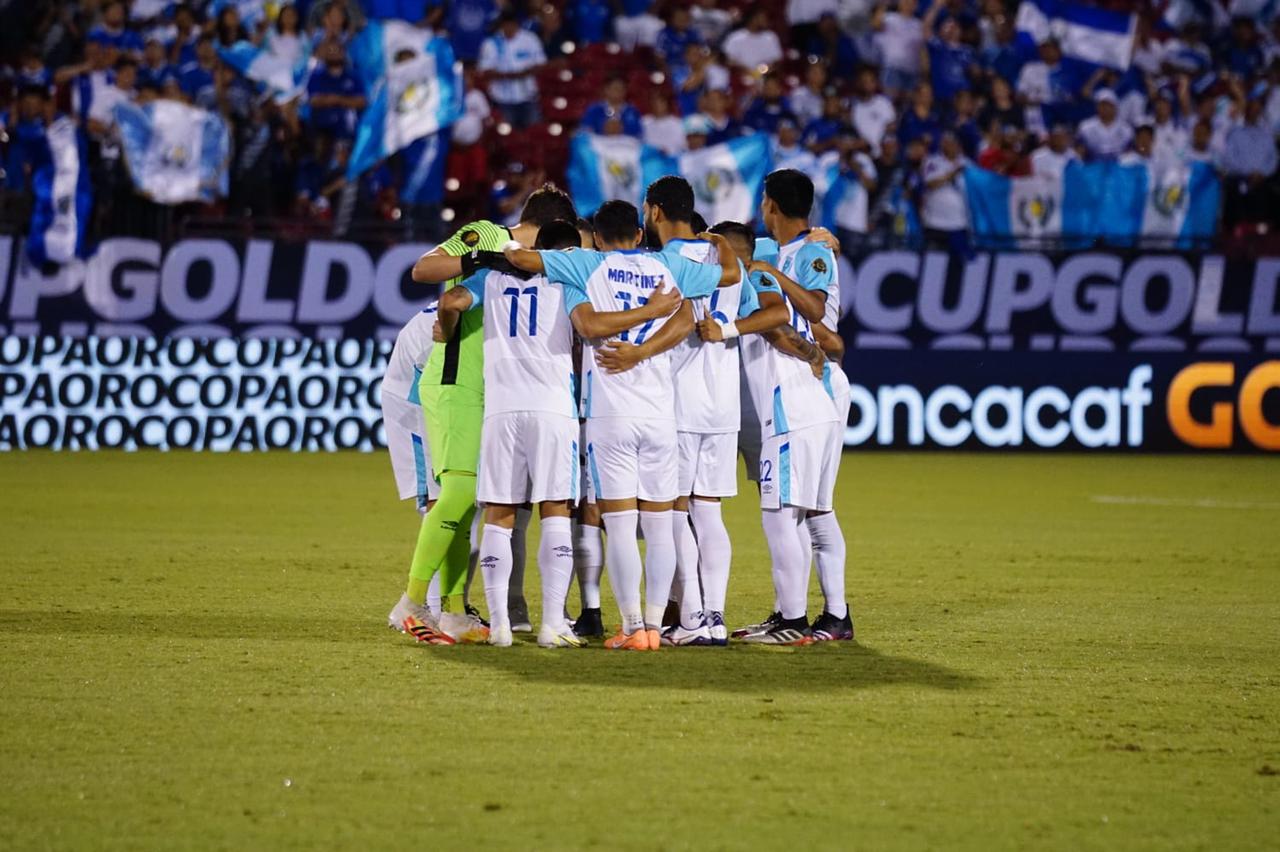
[443,638,982,694]
[0,609,366,642]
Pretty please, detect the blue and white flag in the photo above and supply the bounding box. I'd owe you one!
[209,0,267,30]
[965,166,1067,247]
[27,117,93,266]
[347,24,462,179]
[217,39,312,103]
[567,133,670,216]
[115,100,230,205]
[399,133,450,206]
[1095,160,1220,247]
[1015,0,1137,70]
[674,133,773,227]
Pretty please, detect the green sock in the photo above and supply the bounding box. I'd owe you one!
[439,503,477,606]
[405,472,477,604]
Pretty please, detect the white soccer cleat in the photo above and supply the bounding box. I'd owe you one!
[489,623,514,647]
[537,623,587,648]
[438,610,491,644]
[662,614,714,646]
[388,593,427,631]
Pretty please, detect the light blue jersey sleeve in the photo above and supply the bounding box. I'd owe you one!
[751,270,783,297]
[655,252,721,298]
[458,271,488,306]
[754,237,780,265]
[793,242,836,292]
[557,281,591,316]
[540,247,604,290]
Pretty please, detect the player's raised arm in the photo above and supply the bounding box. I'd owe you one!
[595,301,695,374]
[698,232,747,287]
[412,221,509,283]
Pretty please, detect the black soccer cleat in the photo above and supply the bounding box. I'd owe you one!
[731,610,781,640]
[810,608,855,642]
[572,607,604,638]
[464,602,490,628]
[741,615,814,646]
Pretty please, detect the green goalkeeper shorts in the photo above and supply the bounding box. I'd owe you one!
[420,383,483,477]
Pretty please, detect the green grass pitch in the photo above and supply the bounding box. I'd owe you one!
[1,451,1277,850]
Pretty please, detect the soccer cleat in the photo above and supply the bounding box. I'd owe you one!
[646,628,662,650]
[388,593,419,631]
[604,629,654,651]
[489,623,513,647]
[402,614,456,646]
[464,602,490,628]
[509,598,533,633]
[572,607,605,638]
[741,616,814,646]
[810,608,855,642]
[731,611,781,640]
[662,613,714,646]
[538,623,587,648]
[706,611,729,646]
[438,610,490,644]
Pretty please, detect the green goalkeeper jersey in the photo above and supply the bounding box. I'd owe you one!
[420,220,513,394]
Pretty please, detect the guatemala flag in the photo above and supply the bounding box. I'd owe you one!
[673,134,773,228]
[347,23,462,179]
[566,133,670,216]
[217,39,312,103]
[1095,160,1220,247]
[965,166,1067,247]
[1015,0,1137,70]
[114,100,230,205]
[399,133,450,206]
[27,117,93,266]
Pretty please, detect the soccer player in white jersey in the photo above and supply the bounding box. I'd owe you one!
[638,177,773,645]
[731,169,844,645]
[504,200,741,651]
[382,306,442,518]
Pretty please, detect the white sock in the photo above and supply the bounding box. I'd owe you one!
[510,506,532,609]
[463,509,482,604]
[478,524,513,630]
[672,510,702,625]
[573,522,604,609]
[639,510,677,629]
[426,572,442,617]
[602,510,644,634]
[796,510,813,606]
[760,507,808,620]
[807,512,848,619]
[690,499,731,614]
[537,516,574,631]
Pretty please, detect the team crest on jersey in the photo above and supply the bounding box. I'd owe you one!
[1016,194,1056,230]
[811,257,828,275]
[693,166,737,206]
[462,230,480,247]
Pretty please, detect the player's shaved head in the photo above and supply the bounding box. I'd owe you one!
[710,220,755,261]
[763,169,815,220]
[593,200,643,248]
[644,175,695,224]
[534,219,582,250]
[519,183,578,228]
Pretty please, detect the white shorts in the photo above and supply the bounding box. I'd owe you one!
[477,411,580,505]
[585,417,678,503]
[739,371,763,482]
[759,422,841,512]
[382,392,439,507]
[828,364,852,470]
[577,422,595,505]
[677,430,738,497]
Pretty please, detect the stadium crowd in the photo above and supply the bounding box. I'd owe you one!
[3,0,1280,248]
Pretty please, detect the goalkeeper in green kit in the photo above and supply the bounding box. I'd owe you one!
[388,185,578,644]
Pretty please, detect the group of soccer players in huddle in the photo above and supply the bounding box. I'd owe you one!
[382,167,854,650]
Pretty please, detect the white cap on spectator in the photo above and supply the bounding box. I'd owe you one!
[1094,88,1118,105]
[683,114,712,136]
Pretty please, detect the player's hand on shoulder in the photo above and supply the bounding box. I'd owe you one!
[466,250,520,276]
[805,227,841,254]
[594,340,644,373]
[645,280,682,317]
[696,319,725,342]
[431,319,446,343]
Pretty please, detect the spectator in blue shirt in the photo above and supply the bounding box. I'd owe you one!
[897,81,942,151]
[948,90,982,158]
[805,14,858,81]
[982,16,1024,86]
[168,4,202,67]
[742,73,794,135]
[569,0,612,45]
[179,36,219,108]
[306,41,366,139]
[656,8,702,70]
[1219,17,1266,80]
[582,76,643,137]
[88,1,145,56]
[138,37,178,94]
[15,48,53,91]
[701,89,742,145]
[3,86,51,193]
[447,0,497,62]
[923,6,978,104]
[803,93,851,154]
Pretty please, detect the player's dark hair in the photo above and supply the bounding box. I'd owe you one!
[710,220,754,252]
[519,183,577,228]
[535,219,582,250]
[764,168,815,219]
[593,200,641,245]
[644,175,695,224]
[575,216,594,234]
[690,211,708,234]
